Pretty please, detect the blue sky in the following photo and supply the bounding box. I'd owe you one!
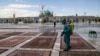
[0,0,100,17]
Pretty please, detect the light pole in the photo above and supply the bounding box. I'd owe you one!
[39,5,45,23]
[84,12,87,22]
[13,8,16,24]
[41,5,45,12]
[84,12,86,16]
[13,0,17,24]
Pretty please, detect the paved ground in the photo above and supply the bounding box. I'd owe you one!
[0,22,100,56]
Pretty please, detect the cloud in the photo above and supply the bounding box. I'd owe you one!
[46,6,56,9]
[15,0,20,2]
[0,4,40,18]
[62,8,67,12]
[61,8,75,12]
[0,8,39,18]
[0,8,13,18]
[15,9,39,17]
[7,4,31,8]
[15,0,23,2]
[5,4,39,9]
[54,8,78,16]
[0,4,60,18]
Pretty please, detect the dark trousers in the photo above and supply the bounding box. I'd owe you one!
[64,34,71,49]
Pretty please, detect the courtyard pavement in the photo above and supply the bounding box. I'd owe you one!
[0,22,100,56]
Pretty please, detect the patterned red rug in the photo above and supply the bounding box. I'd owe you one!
[38,36,57,38]
[0,32,11,35]
[0,32,22,40]
[0,37,31,47]
[3,32,23,36]
[19,32,39,36]
[70,33,81,38]
[60,51,100,56]
[7,50,51,56]
[40,32,58,36]
[0,36,9,40]
[61,37,95,49]
[22,37,56,49]
[0,49,8,54]
[60,33,100,56]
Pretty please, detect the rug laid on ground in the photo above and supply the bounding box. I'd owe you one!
[61,33,95,49]
[19,32,40,36]
[7,50,51,56]
[22,37,56,49]
[60,51,100,56]
[40,32,58,36]
[0,37,31,47]
[0,49,8,54]
[60,33,100,56]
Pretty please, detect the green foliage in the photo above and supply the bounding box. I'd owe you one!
[89,31,97,34]
[23,20,33,23]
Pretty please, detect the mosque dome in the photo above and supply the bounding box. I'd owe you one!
[39,10,53,17]
[44,10,51,16]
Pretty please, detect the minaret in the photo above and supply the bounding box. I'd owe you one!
[13,8,16,23]
[40,5,45,23]
[76,13,78,16]
[41,5,45,12]
[40,5,45,17]
[84,12,86,16]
